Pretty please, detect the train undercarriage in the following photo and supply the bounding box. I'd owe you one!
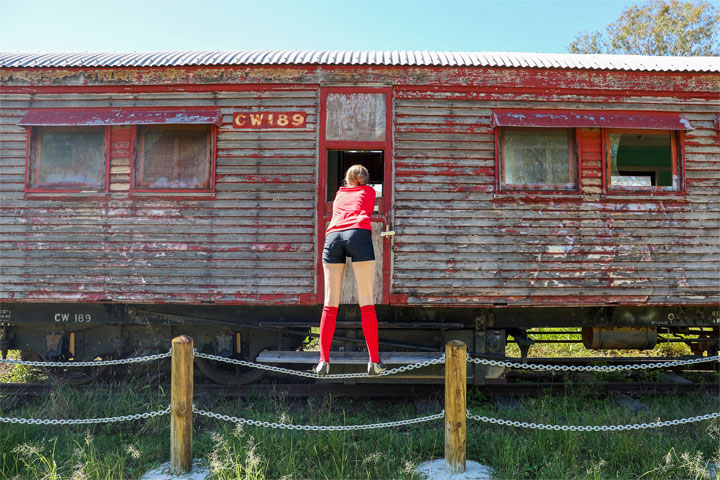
[1,303,718,385]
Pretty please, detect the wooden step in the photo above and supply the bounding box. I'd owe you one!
[258,322,464,329]
[256,350,443,365]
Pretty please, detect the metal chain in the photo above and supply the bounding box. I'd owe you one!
[467,353,720,372]
[467,410,720,431]
[0,350,171,367]
[0,406,170,425]
[194,406,444,431]
[194,350,445,379]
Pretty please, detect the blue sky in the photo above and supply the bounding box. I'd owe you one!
[0,0,631,53]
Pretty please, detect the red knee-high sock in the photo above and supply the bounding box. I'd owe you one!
[319,306,338,362]
[360,305,380,363]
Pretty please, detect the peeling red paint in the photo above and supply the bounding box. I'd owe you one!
[1,60,718,310]
[18,107,222,127]
[492,109,694,130]
[250,243,300,252]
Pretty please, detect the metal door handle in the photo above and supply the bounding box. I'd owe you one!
[380,225,395,237]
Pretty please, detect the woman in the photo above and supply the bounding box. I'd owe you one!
[314,164,386,376]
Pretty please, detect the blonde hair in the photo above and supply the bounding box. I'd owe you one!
[344,164,369,187]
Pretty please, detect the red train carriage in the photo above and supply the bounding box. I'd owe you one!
[0,51,718,384]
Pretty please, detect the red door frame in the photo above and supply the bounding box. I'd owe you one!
[316,86,394,305]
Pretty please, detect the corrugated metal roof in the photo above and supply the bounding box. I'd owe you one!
[0,50,718,72]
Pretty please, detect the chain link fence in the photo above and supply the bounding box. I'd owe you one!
[1,346,718,431]
[0,406,170,425]
[0,351,171,367]
[3,346,716,375]
[0,351,172,426]
[467,353,720,372]
[467,411,720,432]
[194,406,444,431]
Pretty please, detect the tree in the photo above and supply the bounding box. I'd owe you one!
[568,0,720,56]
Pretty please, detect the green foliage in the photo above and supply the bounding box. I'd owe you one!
[0,351,47,383]
[568,0,720,56]
[506,327,694,359]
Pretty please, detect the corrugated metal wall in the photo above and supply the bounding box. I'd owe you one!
[392,88,720,306]
[0,90,318,304]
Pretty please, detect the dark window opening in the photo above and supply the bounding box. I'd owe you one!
[135,125,212,190]
[326,150,384,210]
[28,127,106,190]
[608,132,675,188]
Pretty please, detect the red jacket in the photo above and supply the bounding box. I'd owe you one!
[326,185,376,235]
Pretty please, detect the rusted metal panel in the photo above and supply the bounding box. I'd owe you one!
[18,108,222,126]
[1,50,718,73]
[492,110,694,130]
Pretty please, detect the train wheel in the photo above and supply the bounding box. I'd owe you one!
[194,329,311,386]
[124,347,171,383]
[20,350,112,385]
[194,333,274,386]
[194,356,266,386]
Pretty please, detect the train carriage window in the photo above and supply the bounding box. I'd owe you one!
[135,125,212,190]
[27,127,107,190]
[499,128,577,190]
[607,130,678,190]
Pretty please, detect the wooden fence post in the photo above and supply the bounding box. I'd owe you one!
[445,340,467,474]
[171,336,193,474]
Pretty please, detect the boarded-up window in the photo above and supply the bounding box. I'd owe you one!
[28,127,106,190]
[135,126,212,190]
[326,93,386,142]
[500,128,577,190]
[607,131,676,189]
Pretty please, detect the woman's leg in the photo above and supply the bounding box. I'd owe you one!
[351,260,380,363]
[323,262,345,308]
[319,262,345,362]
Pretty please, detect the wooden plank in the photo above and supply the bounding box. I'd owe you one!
[258,321,465,329]
[445,340,467,474]
[256,350,443,364]
[339,221,384,305]
[170,336,193,474]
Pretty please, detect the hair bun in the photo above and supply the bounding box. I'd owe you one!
[345,164,369,187]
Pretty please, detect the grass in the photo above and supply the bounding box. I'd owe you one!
[1,371,719,479]
[0,381,168,479]
[1,337,718,480]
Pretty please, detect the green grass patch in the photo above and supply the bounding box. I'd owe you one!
[0,351,48,384]
[506,328,694,358]
[1,378,719,479]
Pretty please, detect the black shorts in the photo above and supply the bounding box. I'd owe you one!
[322,228,375,264]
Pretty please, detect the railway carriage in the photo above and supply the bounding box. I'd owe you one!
[0,51,718,384]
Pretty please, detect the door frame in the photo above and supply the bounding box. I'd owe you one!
[316,86,393,305]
